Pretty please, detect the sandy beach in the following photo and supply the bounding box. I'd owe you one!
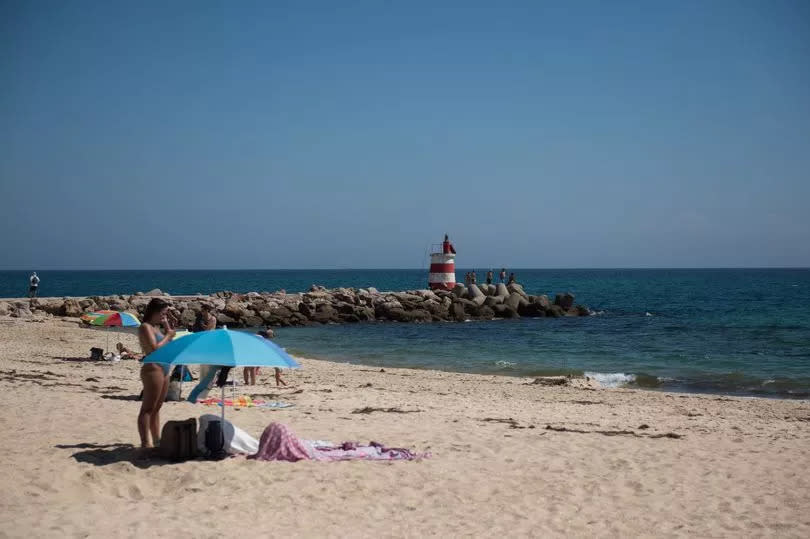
[0,316,808,538]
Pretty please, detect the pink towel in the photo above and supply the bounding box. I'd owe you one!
[247,423,313,462]
[248,422,428,462]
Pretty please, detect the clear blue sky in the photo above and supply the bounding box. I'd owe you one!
[1,0,808,269]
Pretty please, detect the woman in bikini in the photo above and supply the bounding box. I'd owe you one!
[137,298,176,448]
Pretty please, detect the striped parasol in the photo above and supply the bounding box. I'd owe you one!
[87,311,141,327]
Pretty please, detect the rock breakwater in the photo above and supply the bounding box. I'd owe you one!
[0,283,591,327]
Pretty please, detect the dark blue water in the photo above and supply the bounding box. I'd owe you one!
[2,269,808,398]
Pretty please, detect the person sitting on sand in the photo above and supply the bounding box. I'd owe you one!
[116,342,143,361]
[193,303,216,332]
[137,298,176,449]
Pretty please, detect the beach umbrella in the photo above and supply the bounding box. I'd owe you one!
[143,328,301,421]
[87,311,141,327]
[81,310,117,322]
[83,310,141,351]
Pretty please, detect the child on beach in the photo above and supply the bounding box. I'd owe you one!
[252,328,288,387]
[137,298,175,449]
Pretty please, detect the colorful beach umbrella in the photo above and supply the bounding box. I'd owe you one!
[143,329,300,421]
[81,310,117,322]
[87,311,141,327]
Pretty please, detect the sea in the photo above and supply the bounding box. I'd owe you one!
[2,268,809,399]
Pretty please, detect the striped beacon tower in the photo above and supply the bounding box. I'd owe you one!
[428,234,457,291]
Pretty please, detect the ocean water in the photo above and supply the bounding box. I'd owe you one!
[2,269,809,398]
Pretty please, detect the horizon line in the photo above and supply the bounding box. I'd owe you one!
[1,267,809,271]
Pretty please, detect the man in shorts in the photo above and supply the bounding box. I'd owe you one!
[29,272,40,298]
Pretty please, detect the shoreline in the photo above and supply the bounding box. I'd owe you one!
[1,317,809,537]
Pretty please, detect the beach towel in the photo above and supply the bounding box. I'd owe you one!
[197,414,259,455]
[198,396,294,409]
[248,422,428,462]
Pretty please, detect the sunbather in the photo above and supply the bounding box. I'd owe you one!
[116,342,143,360]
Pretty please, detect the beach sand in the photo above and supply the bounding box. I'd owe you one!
[1,316,808,538]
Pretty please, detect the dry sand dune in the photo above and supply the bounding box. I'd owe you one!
[1,317,808,538]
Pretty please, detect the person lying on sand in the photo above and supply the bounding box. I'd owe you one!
[116,342,143,361]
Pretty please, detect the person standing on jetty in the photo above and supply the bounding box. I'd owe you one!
[486,270,494,285]
[137,298,175,449]
[470,270,477,285]
[507,272,516,285]
[499,268,507,283]
[28,272,40,298]
[442,234,456,254]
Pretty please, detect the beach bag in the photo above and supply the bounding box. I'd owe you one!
[204,419,227,460]
[159,418,198,462]
[90,347,104,361]
[166,381,182,401]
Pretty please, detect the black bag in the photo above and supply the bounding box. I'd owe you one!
[90,347,104,361]
[204,419,227,460]
[215,367,232,387]
[159,418,198,462]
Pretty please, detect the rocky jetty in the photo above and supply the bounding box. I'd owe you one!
[0,284,591,328]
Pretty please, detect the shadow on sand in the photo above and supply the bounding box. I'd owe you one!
[100,394,141,401]
[55,442,170,468]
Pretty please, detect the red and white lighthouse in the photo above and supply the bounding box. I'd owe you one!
[428,234,457,290]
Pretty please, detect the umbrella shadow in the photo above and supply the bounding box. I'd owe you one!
[55,442,170,468]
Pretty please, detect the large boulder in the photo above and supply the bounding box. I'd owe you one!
[495,283,510,298]
[507,283,528,298]
[546,305,565,318]
[466,284,486,306]
[61,298,82,317]
[216,313,237,326]
[450,301,466,322]
[554,293,575,310]
[144,288,166,297]
[518,302,546,317]
[534,295,551,309]
[311,304,338,324]
[492,304,520,319]
[505,293,523,310]
[483,295,504,307]
[452,284,467,298]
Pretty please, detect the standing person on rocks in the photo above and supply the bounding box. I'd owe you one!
[470,271,477,285]
[28,272,40,298]
[499,268,507,283]
[137,298,175,449]
[442,233,456,254]
[464,272,471,286]
[507,272,516,285]
[486,270,494,285]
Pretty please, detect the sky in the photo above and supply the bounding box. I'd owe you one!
[1,0,809,269]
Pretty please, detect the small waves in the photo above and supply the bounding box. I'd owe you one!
[584,372,636,388]
[495,360,517,368]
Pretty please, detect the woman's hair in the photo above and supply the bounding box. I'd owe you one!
[142,298,170,323]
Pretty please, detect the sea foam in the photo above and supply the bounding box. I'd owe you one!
[584,372,636,388]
